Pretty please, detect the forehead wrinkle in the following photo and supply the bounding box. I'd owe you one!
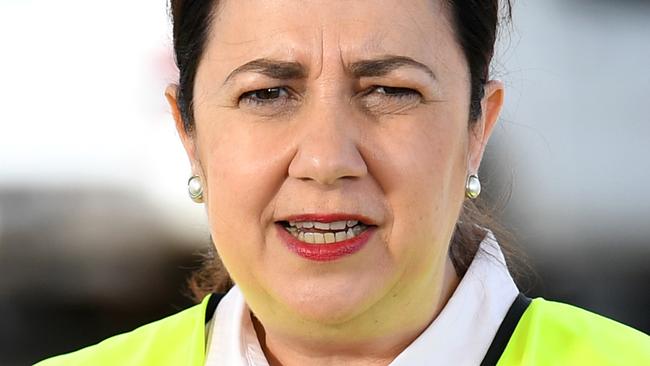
[227,26,324,82]
[336,28,437,82]
[337,34,345,74]
[314,23,325,80]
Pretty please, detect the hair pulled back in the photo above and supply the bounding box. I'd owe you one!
[168,0,517,300]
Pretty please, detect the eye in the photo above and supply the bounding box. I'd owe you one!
[359,85,423,114]
[372,86,421,98]
[239,87,291,105]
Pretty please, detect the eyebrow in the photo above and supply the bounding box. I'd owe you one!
[222,55,435,85]
[349,55,436,80]
[223,59,307,85]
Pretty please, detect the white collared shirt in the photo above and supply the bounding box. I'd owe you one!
[204,231,519,366]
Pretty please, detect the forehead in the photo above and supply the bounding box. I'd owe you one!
[203,0,459,77]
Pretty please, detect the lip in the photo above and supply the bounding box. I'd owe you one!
[274,214,376,261]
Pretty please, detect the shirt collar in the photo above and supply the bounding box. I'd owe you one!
[205,230,519,366]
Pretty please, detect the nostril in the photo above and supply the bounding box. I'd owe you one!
[287,136,368,186]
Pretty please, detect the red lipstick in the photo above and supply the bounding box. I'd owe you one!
[275,214,376,261]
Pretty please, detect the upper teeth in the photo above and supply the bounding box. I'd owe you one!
[285,220,366,244]
[288,220,358,230]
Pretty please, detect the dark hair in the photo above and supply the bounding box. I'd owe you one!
[169,0,216,133]
[446,0,511,120]
[168,0,519,301]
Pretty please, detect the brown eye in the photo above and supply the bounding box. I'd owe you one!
[240,87,289,105]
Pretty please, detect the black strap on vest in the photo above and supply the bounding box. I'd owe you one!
[205,293,226,323]
[480,293,532,366]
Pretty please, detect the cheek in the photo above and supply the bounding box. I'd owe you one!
[368,111,468,269]
[194,116,292,277]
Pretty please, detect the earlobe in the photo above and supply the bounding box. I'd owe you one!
[467,80,505,173]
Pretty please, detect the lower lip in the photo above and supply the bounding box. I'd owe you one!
[275,224,375,261]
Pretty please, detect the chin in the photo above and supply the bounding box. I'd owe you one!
[270,270,393,325]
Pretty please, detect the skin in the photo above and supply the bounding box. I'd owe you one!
[166,0,504,365]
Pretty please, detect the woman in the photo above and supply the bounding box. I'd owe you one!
[37,0,649,365]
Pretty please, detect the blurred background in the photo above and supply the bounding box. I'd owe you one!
[1,0,648,364]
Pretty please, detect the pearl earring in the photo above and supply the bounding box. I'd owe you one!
[187,175,204,203]
[465,174,481,199]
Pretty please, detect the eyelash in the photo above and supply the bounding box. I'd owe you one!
[365,86,422,99]
[239,85,421,106]
[239,87,293,106]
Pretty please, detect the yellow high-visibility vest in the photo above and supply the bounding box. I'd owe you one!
[36,294,650,366]
[496,296,650,365]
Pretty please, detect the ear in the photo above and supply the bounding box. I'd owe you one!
[467,80,505,174]
[165,84,201,174]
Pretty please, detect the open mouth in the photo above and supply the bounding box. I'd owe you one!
[278,220,371,244]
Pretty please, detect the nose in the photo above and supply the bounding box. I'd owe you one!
[288,101,368,186]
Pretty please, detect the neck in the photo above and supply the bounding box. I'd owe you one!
[253,258,460,366]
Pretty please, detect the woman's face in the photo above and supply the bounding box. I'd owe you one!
[171,0,502,337]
